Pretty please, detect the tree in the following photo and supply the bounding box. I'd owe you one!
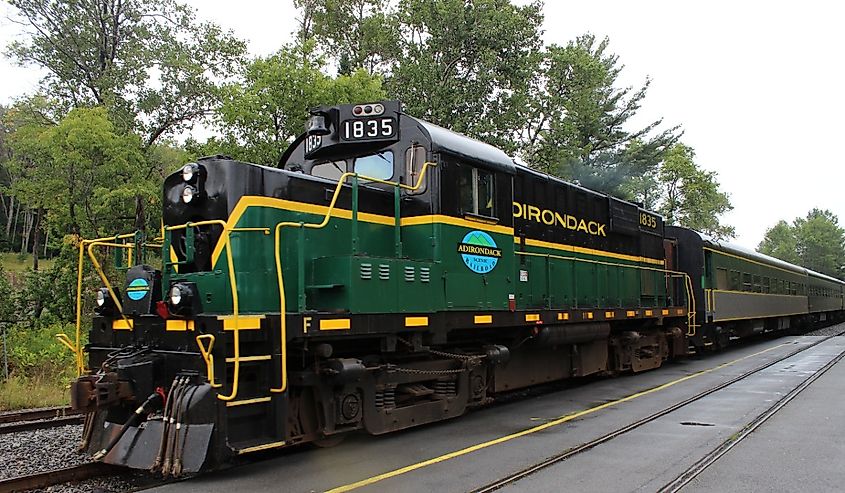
[757,220,799,264]
[643,143,734,239]
[298,0,545,152]
[760,209,845,278]
[296,0,399,74]
[7,0,246,148]
[386,0,543,153]
[209,44,385,165]
[520,35,679,196]
[7,106,149,240]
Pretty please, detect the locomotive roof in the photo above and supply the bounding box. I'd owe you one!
[410,117,517,174]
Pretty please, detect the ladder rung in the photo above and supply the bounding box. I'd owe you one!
[225,355,272,363]
[226,396,271,407]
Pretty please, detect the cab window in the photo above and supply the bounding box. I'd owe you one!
[404,145,427,193]
[458,165,495,218]
[354,151,393,181]
[311,161,345,181]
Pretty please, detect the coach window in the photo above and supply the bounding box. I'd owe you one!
[458,164,495,219]
[404,145,427,193]
[742,273,752,292]
[729,271,740,290]
[354,151,394,182]
[716,268,729,290]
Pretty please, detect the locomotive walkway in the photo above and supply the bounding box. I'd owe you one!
[152,328,845,493]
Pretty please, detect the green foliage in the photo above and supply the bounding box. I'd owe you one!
[759,209,845,278]
[757,220,799,265]
[651,144,734,239]
[0,373,71,410]
[298,0,400,74]
[5,321,76,377]
[0,266,13,322]
[521,35,680,196]
[6,106,153,237]
[0,318,77,410]
[7,0,247,147]
[387,0,544,153]
[211,43,385,165]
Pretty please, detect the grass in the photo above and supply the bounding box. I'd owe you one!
[0,373,71,411]
[0,252,56,273]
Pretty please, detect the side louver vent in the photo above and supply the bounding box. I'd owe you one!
[404,266,415,282]
[379,264,390,280]
[420,267,430,283]
[360,263,372,280]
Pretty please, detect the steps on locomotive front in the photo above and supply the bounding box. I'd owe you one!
[219,330,285,449]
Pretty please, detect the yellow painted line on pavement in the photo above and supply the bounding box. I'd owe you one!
[325,341,791,493]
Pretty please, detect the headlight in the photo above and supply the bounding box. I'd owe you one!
[94,287,119,315]
[167,282,198,316]
[170,285,183,306]
[181,185,197,204]
[182,163,199,182]
[96,288,107,307]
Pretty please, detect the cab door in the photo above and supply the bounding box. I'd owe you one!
[439,156,513,310]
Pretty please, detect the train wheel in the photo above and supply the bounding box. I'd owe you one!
[313,434,346,448]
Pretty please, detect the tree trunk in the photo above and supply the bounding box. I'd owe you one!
[32,207,42,271]
[21,209,32,254]
[134,194,145,232]
[6,195,15,239]
[12,202,20,250]
[0,195,8,227]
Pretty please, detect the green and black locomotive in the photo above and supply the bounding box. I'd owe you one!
[68,101,845,474]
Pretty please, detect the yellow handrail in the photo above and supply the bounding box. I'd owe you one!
[87,241,136,330]
[270,162,436,393]
[195,334,221,388]
[68,232,148,376]
[166,220,242,401]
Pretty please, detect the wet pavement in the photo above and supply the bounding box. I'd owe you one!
[151,331,845,493]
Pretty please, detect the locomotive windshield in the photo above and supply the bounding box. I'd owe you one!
[309,151,395,182]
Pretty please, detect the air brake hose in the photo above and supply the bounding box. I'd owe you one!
[92,392,163,461]
[152,378,181,472]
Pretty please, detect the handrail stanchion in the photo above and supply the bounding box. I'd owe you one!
[270,162,436,394]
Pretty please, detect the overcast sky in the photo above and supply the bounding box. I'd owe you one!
[1,1,843,249]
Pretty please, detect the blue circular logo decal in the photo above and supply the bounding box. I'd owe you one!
[458,231,502,274]
[126,278,150,301]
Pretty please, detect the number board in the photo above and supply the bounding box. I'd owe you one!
[304,134,323,155]
[638,211,662,235]
[341,117,397,142]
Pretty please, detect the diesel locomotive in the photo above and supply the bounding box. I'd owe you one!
[67,100,845,475]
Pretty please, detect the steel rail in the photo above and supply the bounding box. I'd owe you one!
[0,415,83,435]
[0,406,77,425]
[0,462,120,493]
[471,328,845,493]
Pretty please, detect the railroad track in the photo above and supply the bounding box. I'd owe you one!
[0,462,120,493]
[472,328,845,493]
[0,406,83,434]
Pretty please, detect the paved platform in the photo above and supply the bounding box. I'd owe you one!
[151,334,845,493]
[686,346,845,493]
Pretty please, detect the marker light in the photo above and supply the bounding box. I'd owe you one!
[352,103,385,117]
